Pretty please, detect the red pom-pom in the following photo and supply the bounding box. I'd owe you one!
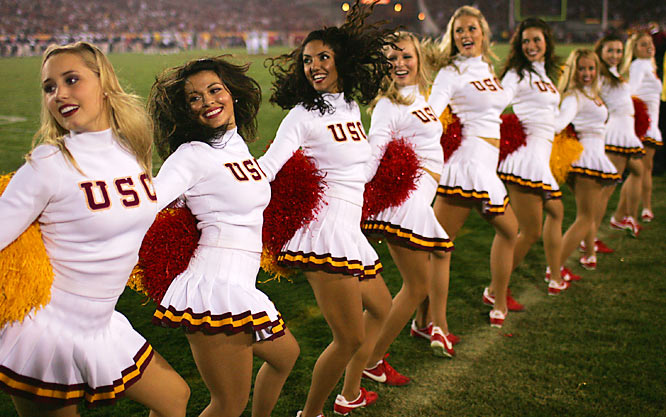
[632,96,650,139]
[262,150,326,254]
[439,107,463,162]
[362,138,421,220]
[499,113,527,162]
[135,207,200,303]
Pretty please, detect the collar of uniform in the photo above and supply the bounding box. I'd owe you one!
[66,128,115,151]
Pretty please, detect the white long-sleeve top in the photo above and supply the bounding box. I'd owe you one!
[601,67,634,118]
[502,61,560,140]
[367,85,443,178]
[555,89,608,139]
[258,93,371,206]
[154,128,270,253]
[629,58,662,106]
[0,129,159,298]
[429,55,510,139]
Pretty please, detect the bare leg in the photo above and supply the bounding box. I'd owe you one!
[186,331,254,417]
[367,245,431,365]
[543,198,565,283]
[641,146,655,211]
[252,329,300,417]
[561,176,604,265]
[485,205,519,314]
[123,350,190,417]
[428,250,452,332]
[11,397,80,417]
[617,156,643,219]
[506,184,544,270]
[341,275,392,401]
[301,271,364,417]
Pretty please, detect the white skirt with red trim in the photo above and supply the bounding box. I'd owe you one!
[153,246,285,341]
[278,194,382,279]
[438,136,509,215]
[0,287,152,407]
[363,173,452,251]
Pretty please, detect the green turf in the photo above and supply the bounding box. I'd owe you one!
[1,45,665,416]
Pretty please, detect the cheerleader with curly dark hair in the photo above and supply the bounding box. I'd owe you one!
[148,56,299,417]
[497,18,573,294]
[259,2,396,416]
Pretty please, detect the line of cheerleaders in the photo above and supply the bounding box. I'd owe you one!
[0,2,662,417]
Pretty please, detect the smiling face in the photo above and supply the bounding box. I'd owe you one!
[576,56,597,87]
[453,15,484,58]
[635,34,655,59]
[185,70,236,130]
[521,27,546,63]
[600,40,623,68]
[41,52,110,133]
[387,38,419,88]
[303,40,340,93]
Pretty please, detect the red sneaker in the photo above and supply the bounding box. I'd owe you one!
[333,388,378,415]
[482,287,525,312]
[546,266,582,282]
[579,255,597,270]
[594,239,614,254]
[489,309,506,328]
[641,208,654,223]
[430,326,455,358]
[625,216,642,238]
[548,279,570,295]
[362,354,410,386]
[409,320,432,340]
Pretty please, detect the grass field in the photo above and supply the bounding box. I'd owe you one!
[1,45,665,416]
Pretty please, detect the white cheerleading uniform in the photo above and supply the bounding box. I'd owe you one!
[258,93,381,279]
[429,55,511,214]
[0,129,158,406]
[497,63,562,199]
[152,129,285,340]
[601,67,645,156]
[362,85,453,251]
[629,58,663,146]
[555,90,620,182]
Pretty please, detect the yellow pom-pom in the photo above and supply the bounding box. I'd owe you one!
[550,129,584,184]
[259,247,294,283]
[0,173,54,327]
[439,106,454,132]
[127,265,148,296]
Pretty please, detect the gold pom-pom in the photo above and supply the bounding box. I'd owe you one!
[259,247,294,284]
[0,173,54,327]
[550,128,584,184]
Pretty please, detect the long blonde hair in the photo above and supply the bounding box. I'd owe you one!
[423,6,496,74]
[558,48,602,101]
[620,31,656,76]
[370,31,431,111]
[31,42,153,176]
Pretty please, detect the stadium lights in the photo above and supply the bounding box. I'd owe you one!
[342,2,350,12]
[418,12,425,21]
[394,3,402,12]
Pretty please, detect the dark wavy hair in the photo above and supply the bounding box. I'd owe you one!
[594,33,624,88]
[266,0,395,114]
[148,56,261,158]
[500,18,560,83]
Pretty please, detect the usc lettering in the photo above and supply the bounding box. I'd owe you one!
[534,80,557,93]
[79,174,157,211]
[412,106,439,123]
[327,121,367,142]
[470,77,503,92]
[225,158,266,182]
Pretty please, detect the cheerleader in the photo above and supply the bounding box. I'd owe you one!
[622,31,662,223]
[497,18,572,293]
[360,31,456,371]
[586,34,645,251]
[148,57,299,417]
[555,49,621,273]
[423,5,520,328]
[0,42,189,417]
[259,3,394,416]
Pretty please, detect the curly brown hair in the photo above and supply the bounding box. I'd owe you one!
[266,0,395,114]
[148,56,261,158]
[500,18,560,83]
